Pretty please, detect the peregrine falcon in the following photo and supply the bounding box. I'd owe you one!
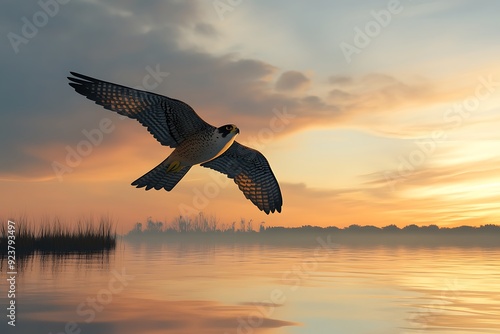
[67,72,282,214]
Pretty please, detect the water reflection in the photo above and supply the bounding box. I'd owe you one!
[1,240,500,334]
[0,250,113,273]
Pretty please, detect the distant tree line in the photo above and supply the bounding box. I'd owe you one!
[262,223,500,234]
[127,214,256,236]
[126,215,500,236]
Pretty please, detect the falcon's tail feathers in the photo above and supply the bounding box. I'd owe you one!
[132,159,191,191]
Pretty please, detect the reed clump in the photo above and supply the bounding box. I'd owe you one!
[0,216,116,256]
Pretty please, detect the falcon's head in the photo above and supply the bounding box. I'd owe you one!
[218,124,240,138]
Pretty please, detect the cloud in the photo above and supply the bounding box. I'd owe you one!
[194,22,218,38]
[328,75,353,86]
[363,152,500,226]
[328,89,355,101]
[275,70,310,92]
[327,73,435,112]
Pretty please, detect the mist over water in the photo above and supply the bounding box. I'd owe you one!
[2,238,500,334]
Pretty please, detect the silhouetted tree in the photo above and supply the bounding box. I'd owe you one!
[345,224,361,232]
[145,217,163,233]
[403,224,419,232]
[132,223,142,233]
[421,224,439,232]
[382,224,400,232]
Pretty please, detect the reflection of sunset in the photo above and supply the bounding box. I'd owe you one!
[28,297,297,334]
[8,242,500,334]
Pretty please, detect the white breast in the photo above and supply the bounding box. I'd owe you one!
[170,129,238,166]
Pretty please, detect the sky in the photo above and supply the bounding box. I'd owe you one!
[2,0,500,230]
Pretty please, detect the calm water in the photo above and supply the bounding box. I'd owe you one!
[2,239,500,334]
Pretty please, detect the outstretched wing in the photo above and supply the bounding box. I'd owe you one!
[68,72,213,147]
[201,142,282,214]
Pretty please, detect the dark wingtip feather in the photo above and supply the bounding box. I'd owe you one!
[131,180,147,190]
[68,77,90,85]
[69,71,94,81]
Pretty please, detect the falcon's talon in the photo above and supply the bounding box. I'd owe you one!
[68,71,283,214]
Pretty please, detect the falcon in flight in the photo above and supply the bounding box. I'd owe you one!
[67,72,282,214]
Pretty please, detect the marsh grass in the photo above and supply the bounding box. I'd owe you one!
[0,216,116,257]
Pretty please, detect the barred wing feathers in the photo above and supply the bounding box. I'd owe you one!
[201,142,282,214]
[68,72,213,148]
